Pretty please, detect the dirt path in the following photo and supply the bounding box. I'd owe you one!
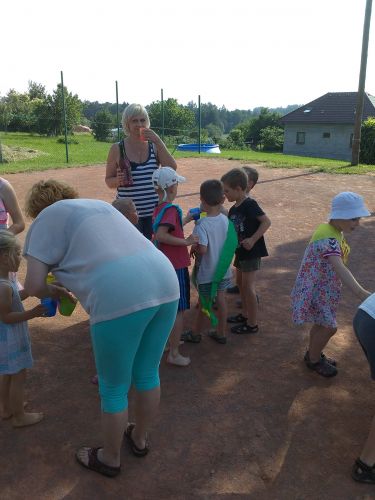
[0,158,374,499]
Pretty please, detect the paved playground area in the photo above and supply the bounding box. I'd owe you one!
[0,158,374,499]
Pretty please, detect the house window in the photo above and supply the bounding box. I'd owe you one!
[350,133,354,148]
[296,132,305,144]
[322,132,330,138]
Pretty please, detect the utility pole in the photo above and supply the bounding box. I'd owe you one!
[351,0,373,166]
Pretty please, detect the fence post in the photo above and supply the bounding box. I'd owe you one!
[116,81,120,142]
[161,88,165,141]
[0,141,3,164]
[198,95,201,154]
[60,71,69,163]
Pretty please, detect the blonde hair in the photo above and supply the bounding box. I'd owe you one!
[0,229,21,269]
[121,103,150,135]
[25,180,79,219]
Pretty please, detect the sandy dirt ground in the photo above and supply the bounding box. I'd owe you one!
[0,158,375,499]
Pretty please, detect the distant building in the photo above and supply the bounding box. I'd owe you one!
[280,92,375,161]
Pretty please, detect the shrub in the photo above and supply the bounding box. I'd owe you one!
[56,136,79,145]
[360,117,375,164]
[259,126,284,151]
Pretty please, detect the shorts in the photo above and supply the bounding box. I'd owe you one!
[198,278,232,298]
[175,267,190,311]
[353,308,375,380]
[233,256,261,272]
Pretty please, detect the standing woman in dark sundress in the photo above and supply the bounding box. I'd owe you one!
[105,103,177,240]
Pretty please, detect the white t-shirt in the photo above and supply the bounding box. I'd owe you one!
[24,199,179,324]
[359,293,375,320]
[193,213,232,284]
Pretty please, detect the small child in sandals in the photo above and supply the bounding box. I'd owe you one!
[291,192,371,377]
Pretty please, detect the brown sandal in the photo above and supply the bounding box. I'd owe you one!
[75,447,121,477]
[125,423,149,457]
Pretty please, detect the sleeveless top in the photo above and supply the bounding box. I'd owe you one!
[116,141,159,218]
[0,179,9,227]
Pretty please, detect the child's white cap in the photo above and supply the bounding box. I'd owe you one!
[152,167,186,189]
[329,191,370,220]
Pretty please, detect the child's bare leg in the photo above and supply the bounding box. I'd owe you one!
[191,306,207,337]
[10,369,43,427]
[168,311,190,366]
[308,324,337,363]
[359,415,375,466]
[241,271,258,327]
[0,375,11,418]
[215,291,227,338]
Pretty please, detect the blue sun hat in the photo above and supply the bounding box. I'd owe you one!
[329,192,371,220]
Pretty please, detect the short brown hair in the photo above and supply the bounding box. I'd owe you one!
[0,229,21,269]
[112,198,136,217]
[200,180,224,206]
[242,166,259,186]
[221,168,248,190]
[25,179,79,219]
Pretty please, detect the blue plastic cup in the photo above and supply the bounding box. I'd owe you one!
[189,207,201,221]
[41,297,58,317]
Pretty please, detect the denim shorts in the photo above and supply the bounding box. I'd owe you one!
[233,256,261,272]
[175,267,190,311]
[198,278,232,298]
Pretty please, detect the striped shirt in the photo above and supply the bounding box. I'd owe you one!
[116,141,159,218]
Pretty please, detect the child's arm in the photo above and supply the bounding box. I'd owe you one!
[241,214,271,251]
[182,212,194,226]
[328,255,371,300]
[155,226,199,247]
[0,284,46,324]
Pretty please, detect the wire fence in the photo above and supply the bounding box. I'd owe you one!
[0,74,220,169]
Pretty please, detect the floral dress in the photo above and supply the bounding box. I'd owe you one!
[291,224,349,328]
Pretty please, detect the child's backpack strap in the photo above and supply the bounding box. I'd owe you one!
[153,203,183,247]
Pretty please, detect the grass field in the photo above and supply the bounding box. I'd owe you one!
[1,132,374,175]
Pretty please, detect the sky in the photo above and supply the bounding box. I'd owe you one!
[2,0,374,111]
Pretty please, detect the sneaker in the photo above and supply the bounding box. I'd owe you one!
[167,353,191,366]
[352,458,375,484]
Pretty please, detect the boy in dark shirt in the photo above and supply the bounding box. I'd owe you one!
[221,167,271,334]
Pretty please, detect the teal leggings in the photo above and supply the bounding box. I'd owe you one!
[90,300,178,413]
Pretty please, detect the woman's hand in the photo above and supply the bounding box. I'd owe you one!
[142,128,161,145]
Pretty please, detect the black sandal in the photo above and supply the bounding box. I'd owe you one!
[75,447,121,477]
[208,331,227,344]
[227,313,247,324]
[352,458,375,483]
[304,352,338,377]
[180,330,202,343]
[125,423,149,457]
[231,323,259,334]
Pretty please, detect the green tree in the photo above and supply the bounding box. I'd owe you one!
[147,98,195,136]
[28,81,47,100]
[259,126,284,151]
[92,110,113,141]
[240,108,282,147]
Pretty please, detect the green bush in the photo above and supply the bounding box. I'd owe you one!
[360,117,375,164]
[260,126,284,151]
[57,136,79,145]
